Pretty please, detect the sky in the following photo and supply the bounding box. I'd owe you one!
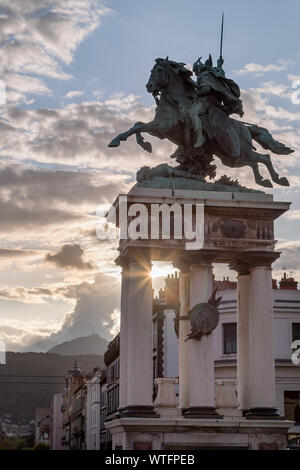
[0,0,300,352]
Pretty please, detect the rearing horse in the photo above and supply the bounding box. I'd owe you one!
[108,58,292,188]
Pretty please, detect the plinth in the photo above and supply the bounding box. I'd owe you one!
[105,186,292,449]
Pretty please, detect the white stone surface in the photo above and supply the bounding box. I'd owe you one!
[126,260,153,407]
[178,271,190,409]
[106,416,293,450]
[51,393,64,450]
[154,378,179,417]
[163,309,179,378]
[237,273,250,410]
[119,265,129,409]
[188,264,215,408]
[154,377,178,407]
[248,266,276,408]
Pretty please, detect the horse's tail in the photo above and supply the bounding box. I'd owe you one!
[248,125,294,155]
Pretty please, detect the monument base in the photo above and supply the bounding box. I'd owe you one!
[246,407,282,420]
[183,406,223,419]
[120,406,160,419]
[105,416,293,450]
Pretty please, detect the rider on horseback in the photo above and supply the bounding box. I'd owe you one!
[177,53,244,150]
[183,53,244,155]
[193,54,244,118]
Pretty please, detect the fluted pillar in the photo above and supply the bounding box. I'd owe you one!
[178,267,190,410]
[246,263,279,418]
[236,266,250,412]
[184,262,221,419]
[233,254,280,419]
[122,256,158,417]
[119,260,129,410]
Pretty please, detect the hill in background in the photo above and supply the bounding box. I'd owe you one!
[0,352,104,422]
[47,334,109,356]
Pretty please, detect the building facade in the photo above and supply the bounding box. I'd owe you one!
[52,273,300,449]
[61,362,87,450]
[51,393,63,450]
[153,272,300,423]
[86,369,101,450]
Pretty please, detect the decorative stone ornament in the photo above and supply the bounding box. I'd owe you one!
[186,288,222,341]
[220,219,246,238]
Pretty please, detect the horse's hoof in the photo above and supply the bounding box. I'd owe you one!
[261,179,273,188]
[108,138,120,148]
[278,176,289,186]
[144,142,152,153]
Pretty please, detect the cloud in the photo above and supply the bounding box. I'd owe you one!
[254,81,288,97]
[0,164,128,235]
[0,1,111,102]
[274,241,300,276]
[23,273,120,351]
[0,285,54,303]
[0,248,35,258]
[282,209,300,220]
[65,90,85,99]
[0,321,57,352]
[234,59,293,76]
[3,97,172,169]
[0,196,81,232]
[45,243,95,270]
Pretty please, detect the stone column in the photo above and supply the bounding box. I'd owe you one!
[178,266,190,410]
[122,255,158,418]
[236,265,250,412]
[184,262,221,419]
[246,258,279,419]
[118,259,129,410]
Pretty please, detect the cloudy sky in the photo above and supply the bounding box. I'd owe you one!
[0,0,299,352]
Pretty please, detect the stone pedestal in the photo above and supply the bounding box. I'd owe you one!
[107,187,291,448]
[106,416,293,450]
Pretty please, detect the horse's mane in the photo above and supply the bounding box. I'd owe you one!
[155,57,197,92]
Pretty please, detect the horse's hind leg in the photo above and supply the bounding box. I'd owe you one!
[252,151,289,186]
[247,159,273,188]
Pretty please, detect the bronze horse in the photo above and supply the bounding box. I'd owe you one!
[108,58,293,188]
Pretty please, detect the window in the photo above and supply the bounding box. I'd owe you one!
[284,391,300,421]
[292,323,300,343]
[223,323,237,354]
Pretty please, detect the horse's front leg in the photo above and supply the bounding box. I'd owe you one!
[108,120,158,148]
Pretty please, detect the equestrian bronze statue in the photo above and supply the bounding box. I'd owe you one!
[108,55,293,188]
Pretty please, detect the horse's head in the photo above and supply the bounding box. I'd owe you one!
[146,57,196,99]
[146,57,170,95]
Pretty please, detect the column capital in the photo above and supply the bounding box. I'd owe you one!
[230,251,280,272]
[115,254,130,270]
[247,252,280,269]
[116,248,152,271]
[229,261,250,276]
